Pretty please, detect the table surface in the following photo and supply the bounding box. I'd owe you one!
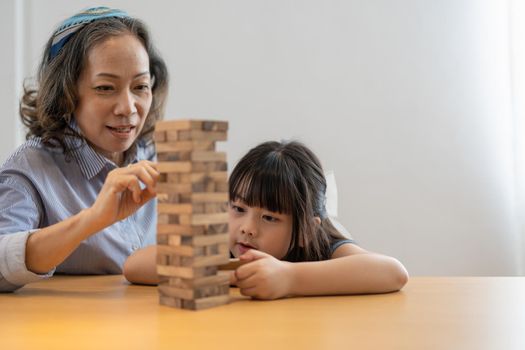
[1,275,524,350]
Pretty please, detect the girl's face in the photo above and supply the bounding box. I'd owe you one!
[229,200,293,259]
[74,34,152,165]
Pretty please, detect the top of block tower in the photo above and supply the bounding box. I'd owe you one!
[155,120,228,132]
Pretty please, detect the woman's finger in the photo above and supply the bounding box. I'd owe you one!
[125,176,142,203]
[123,162,159,194]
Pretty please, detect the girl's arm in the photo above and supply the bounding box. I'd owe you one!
[123,245,159,285]
[233,245,408,299]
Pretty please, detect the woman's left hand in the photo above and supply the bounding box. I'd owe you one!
[232,249,294,300]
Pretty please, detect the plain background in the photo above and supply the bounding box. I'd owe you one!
[1,0,523,276]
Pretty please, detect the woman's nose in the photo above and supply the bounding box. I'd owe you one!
[114,90,137,116]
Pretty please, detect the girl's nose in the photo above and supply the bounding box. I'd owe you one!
[240,218,257,237]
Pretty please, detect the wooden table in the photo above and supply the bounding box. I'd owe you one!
[1,276,524,350]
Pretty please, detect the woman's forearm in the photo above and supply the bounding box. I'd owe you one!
[289,254,408,296]
[25,209,100,274]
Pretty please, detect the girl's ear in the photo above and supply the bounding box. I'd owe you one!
[313,216,321,225]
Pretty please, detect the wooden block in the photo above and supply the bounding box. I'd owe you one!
[157,223,205,235]
[157,193,180,203]
[178,174,191,183]
[191,203,206,214]
[157,244,198,257]
[169,130,227,142]
[182,294,230,310]
[154,130,166,142]
[191,253,229,267]
[156,182,192,194]
[157,203,193,215]
[202,121,228,131]
[192,233,229,247]
[218,258,249,271]
[156,141,215,153]
[205,181,216,192]
[203,244,219,255]
[155,120,203,131]
[190,192,228,203]
[158,161,227,174]
[190,151,226,162]
[157,253,169,265]
[207,223,228,234]
[159,295,182,308]
[157,265,217,279]
[177,213,229,226]
[215,181,228,192]
[158,284,194,300]
[204,202,229,213]
[190,172,227,183]
[158,151,192,161]
[202,243,228,256]
[157,234,168,245]
[165,233,228,248]
[157,161,192,173]
[167,271,229,288]
[168,235,182,246]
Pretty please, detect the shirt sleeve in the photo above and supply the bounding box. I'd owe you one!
[330,239,357,256]
[0,176,55,292]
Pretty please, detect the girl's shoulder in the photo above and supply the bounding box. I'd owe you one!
[330,238,357,254]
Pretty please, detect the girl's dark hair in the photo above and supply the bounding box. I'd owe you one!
[19,16,168,157]
[229,141,348,262]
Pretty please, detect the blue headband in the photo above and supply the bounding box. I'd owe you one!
[49,6,130,61]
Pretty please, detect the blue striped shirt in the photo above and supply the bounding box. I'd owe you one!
[0,133,156,292]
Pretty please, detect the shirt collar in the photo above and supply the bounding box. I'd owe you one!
[65,118,140,180]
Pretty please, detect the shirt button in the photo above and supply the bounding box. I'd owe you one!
[132,245,139,250]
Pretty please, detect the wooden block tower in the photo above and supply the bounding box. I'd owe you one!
[154,120,230,310]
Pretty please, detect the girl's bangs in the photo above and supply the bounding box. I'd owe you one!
[230,164,294,215]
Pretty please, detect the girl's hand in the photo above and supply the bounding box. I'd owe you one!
[86,160,159,231]
[232,249,294,300]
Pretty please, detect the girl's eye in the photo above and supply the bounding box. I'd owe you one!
[263,215,279,223]
[231,205,244,213]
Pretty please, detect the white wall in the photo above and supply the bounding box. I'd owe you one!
[2,0,521,275]
[0,1,24,163]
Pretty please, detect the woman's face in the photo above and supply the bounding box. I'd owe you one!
[74,34,152,165]
[228,200,293,259]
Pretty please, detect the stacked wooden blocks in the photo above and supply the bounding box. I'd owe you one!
[154,120,230,310]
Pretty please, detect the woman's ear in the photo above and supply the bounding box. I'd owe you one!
[314,216,321,225]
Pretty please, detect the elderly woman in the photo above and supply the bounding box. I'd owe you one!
[0,7,168,292]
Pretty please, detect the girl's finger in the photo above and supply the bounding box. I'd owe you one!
[239,286,259,297]
[234,262,258,281]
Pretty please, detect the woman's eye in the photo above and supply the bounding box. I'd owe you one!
[135,84,150,91]
[94,85,114,92]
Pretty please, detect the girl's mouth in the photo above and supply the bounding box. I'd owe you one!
[237,242,256,255]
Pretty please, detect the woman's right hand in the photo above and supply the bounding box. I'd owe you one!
[85,160,160,231]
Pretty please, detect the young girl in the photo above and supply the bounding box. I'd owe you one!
[124,141,408,299]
